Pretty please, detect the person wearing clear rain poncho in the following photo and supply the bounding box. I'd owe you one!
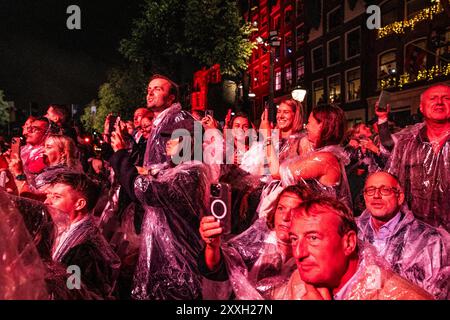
[277,196,434,300]
[0,190,48,299]
[357,172,450,300]
[43,171,121,299]
[378,84,450,231]
[110,117,211,300]
[198,185,312,300]
[264,104,352,209]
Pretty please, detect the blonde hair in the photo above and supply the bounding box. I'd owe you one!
[45,135,82,170]
[280,99,304,133]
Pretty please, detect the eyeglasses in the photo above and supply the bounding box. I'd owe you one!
[363,186,399,196]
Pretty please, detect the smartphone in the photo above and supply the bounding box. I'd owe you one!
[205,110,214,118]
[209,183,232,235]
[108,115,118,135]
[377,90,391,112]
[11,137,21,157]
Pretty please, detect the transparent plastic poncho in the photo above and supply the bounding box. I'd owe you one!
[202,217,296,300]
[357,205,450,300]
[143,103,195,168]
[386,122,450,231]
[0,190,48,299]
[131,161,211,300]
[240,131,306,177]
[279,145,352,209]
[274,242,434,300]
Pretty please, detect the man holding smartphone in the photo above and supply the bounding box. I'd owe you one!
[377,83,450,232]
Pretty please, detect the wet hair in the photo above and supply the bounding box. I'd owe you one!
[149,74,179,102]
[50,172,100,212]
[293,196,356,237]
[311,104,346,148]
[45,135,81,169]
[279,99,304,133]
[266,185,313,230]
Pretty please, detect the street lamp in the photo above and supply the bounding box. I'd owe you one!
[291,85,307,102]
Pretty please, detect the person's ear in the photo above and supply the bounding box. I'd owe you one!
[168,94,175,105]
[74,198,87,212]
[342,230,357,256]
[398,190,405,206]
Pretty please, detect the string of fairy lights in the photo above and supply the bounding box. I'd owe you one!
[380,63,450,89]
[377,0,449,89]
[377,0,444,39]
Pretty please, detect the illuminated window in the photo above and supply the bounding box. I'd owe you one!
[328,74,341,103]
[404,39,427,76]
[285,64,292,88]
[285,32,293,56]
[275,69,282,91]
[312,80,324,107]
[346,68,361,102]
[296,58,305,82]
[378,50,397,87]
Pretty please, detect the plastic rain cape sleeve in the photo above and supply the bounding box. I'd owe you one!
[0,190,48,299]
[131,160,212,300]
[278,144,353,209]
[202,217,297,300]
[357,205,450,300]
[143,103,195,168]
[385,122,450,231]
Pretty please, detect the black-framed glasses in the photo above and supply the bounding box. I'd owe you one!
[363,186,399,196]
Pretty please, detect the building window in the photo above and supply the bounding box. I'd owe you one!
[312,46,324,72]
[285,64,293,88]
[346,27,360,59]
[296,25,305,50]
[436,28,450,67]
[312,80,325,107]
[296,0,304,17]
[327,6,342,32]
[296,57,305,82]
[346,68,361,102]
[262,63,269,83]
[261,8,268,29]
[285,32,293,56]
[284,6,293,26]
[275,69,282,91]
[378,50,397,86]
[404,39,427,76]
[328,74,341,103]
[328,38,340,66]
[405,0,428,19]
[253,68,260,88]
[272,15,281,31]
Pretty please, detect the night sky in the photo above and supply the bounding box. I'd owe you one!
[0,0,142,114]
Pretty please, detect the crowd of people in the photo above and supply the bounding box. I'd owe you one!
[0,74,448,300]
